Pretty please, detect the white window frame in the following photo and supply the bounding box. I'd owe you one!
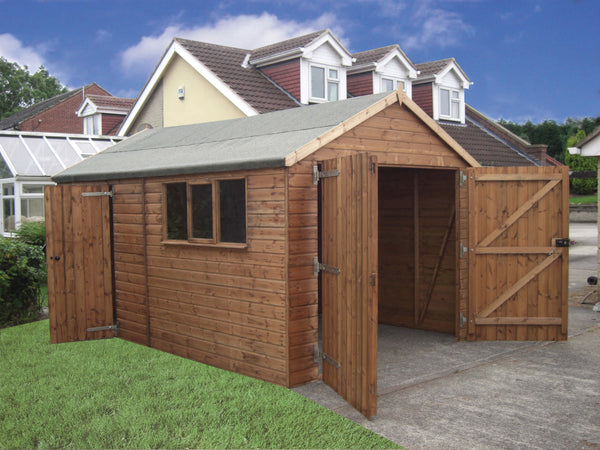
[83,114,102,135]
[309,64,340,103]
[437,87,463,122]
[381,77,406,93]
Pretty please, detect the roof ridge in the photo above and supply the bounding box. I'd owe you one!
[251,29,327,53]
[174,37,250,53]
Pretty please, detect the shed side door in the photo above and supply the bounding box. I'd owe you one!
[465,166,569,341]
[45,184,114,343]
[320,153,378,419]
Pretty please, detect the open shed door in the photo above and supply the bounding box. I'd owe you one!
[319,153,378,418]
[45,184,114,344]
[465,166,569,340]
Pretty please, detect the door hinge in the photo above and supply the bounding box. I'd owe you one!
[370,273,377,286]
[459,242,468,258]
[459,171,467,187]
[87,323,118,334]
[313,165,340,185]
[314,345,340,369]
[459,312,467,328]
[370,383,376,395]
[82,190,113,198]
[371,162,376,174]
[313,256,340,276]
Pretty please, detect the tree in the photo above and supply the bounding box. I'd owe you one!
[0,57,66,120]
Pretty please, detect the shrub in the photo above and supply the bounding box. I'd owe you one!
[15,220,46,247]
[0,238,46,327]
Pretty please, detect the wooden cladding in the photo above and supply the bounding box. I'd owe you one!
[465,166,569,341]
[110,169,289,386]
[45,184,114,343]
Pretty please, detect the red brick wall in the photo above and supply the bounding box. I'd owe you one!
[101,114,125,135]
[412,83,433,117]
[347,72,373,97]
[18,84,110,133]
[260,59,301,101]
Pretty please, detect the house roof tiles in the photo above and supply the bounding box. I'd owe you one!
[250,30,327,61]
[176,38,300,113]
[86,95,135,112]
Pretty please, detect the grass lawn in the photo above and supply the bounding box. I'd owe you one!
[570,194,598,205]
[0,320,400,450]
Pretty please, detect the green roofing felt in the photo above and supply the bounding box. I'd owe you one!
[53,92,391,183]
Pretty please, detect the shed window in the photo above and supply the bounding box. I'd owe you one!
[164,178,246,245]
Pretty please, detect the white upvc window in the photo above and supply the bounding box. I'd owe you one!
[83,114,102,135]
[310,65,339,102]
[439,88,461,120]
[381,77,406,93]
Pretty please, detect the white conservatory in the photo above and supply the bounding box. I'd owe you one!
[0,131,122,236]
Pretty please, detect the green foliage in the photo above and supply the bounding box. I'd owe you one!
[0,320,400,449]
[0,238,46,326]
[498,116,600,163]
[565,129,598,195]
[0,57,66,120]
[15,220,46,247]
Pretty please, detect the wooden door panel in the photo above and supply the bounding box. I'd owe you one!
[45,184,114,343]
[320,153,378,418]
[466,167,569,340]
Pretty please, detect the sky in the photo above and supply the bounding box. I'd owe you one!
[0,0,598,123]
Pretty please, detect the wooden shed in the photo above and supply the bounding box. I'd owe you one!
[46,91,569,418]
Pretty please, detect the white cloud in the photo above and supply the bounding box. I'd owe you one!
[399,2,474,51]
[120,12,342,77]
[0,33,45,71]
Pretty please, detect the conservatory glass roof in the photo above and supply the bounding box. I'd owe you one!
[0,131,123,178]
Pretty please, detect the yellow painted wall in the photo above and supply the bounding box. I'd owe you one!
[162,55,246,127]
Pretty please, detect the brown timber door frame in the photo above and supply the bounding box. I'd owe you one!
[318,153,378,419]
[45,184,115,343]
[465,166,569,341]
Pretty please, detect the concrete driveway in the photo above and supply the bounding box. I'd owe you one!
[294,221,600,449]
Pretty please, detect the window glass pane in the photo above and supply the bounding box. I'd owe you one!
[191,184,213,239]
[311,66,325,99]
[451,90,459,99]
[0,136,42,176]
[3,198,15,232]
[401,81,406,92]
[382,78,395,92]
[72,140,98,157]
[46,138,81,167]
[328,69,338,80]
[328,82,339,101]
[440,89,450,116]
[219,180,246,243]
[451,100,460,119]
[23,137,63,175]
[3,183,14,196]
[165,183,188,240]
[22,184,44,194]
[21,198,44,220]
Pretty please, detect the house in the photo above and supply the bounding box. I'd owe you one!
[117,29,551,169]
[0,130,122,235]
[569,126,600,293]
[0,83,134,136]
[47,91,569,419]
[76,95,135,135]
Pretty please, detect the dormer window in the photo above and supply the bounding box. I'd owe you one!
[83,114,102,135]
[381,77,406,93]
[310,65,339,102]
[439,88,460,120]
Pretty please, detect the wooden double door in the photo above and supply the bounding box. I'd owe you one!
[318,156,568,418]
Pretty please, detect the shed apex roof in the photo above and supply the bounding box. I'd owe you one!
[55,92,395,183]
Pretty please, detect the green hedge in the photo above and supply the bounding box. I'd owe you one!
[0,238,46,327]
[15,220,46,247]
